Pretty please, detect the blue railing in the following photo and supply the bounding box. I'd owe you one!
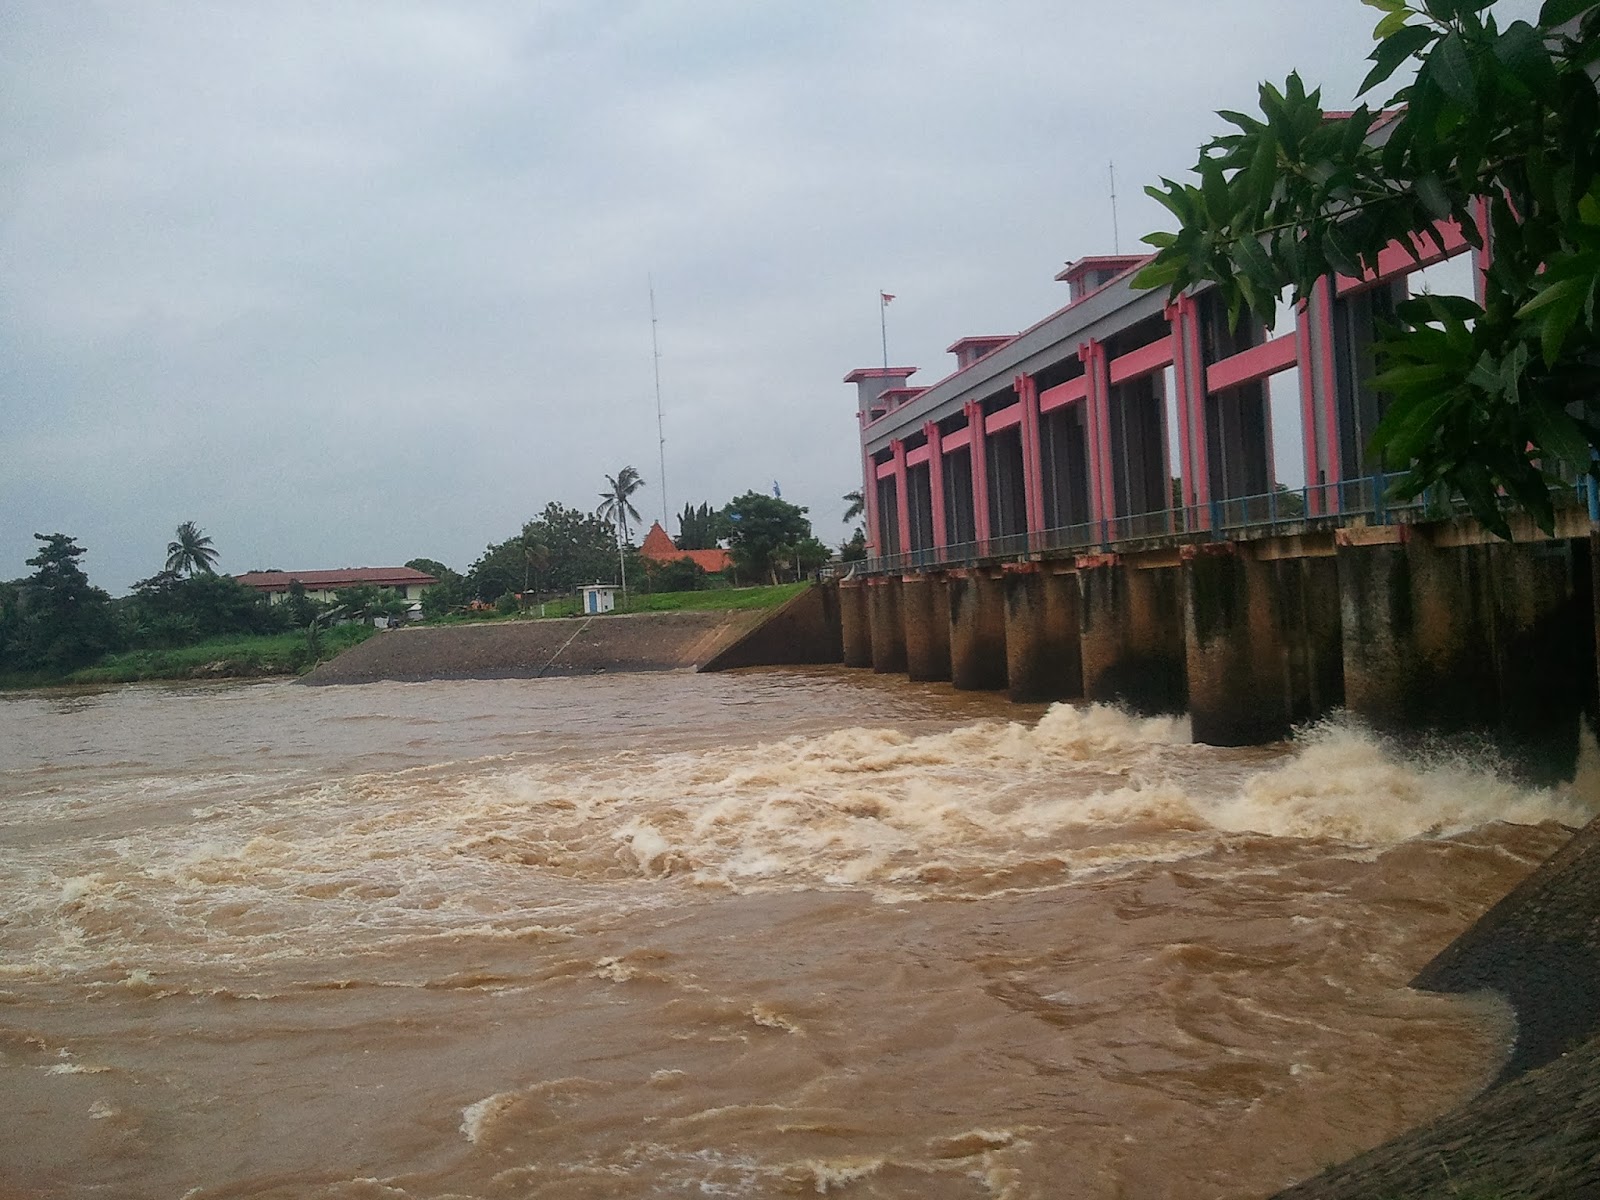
[852,475,1590,577]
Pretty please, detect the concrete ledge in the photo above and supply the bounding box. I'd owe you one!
[698,583,843,672]
[1411,814,1600,1080]
[1272,814,1600,1198]
[1270,1033,1600,1199]
[300,609,767,684]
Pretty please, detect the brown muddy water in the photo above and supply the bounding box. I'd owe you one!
[1,668,1594,1199]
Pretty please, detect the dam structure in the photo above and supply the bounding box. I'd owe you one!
[842,221,1600,755]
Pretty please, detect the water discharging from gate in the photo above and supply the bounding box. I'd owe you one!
[2,668,1592,1198]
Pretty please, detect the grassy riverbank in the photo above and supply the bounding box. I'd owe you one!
[0,586,811,688]
[0,625,380,688]
[428,582,810,623]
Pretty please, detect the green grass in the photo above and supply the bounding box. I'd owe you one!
[425,582,810,625]
[59,624,378,685]
[612,582,809,614]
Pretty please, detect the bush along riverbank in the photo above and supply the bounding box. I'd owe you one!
[0,624,379,688]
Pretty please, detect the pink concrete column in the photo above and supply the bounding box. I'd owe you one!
[924,420,948,550]
[1016,372,1046,540]
[1310,277,1341,497]
[1077,343,1103,525]
[965,399,993,545]
[1081,340,1115,525]
[1165,303,1195,511]
[863,449,880,558]
[891,438,912,557]
[1294,298,1321,514]
[1472,194,1492,304]
[1174,295,1212,521]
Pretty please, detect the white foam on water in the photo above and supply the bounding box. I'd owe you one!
[6,701,1592,979]
[1204,719,1598,842]
[459,1091,520,1146]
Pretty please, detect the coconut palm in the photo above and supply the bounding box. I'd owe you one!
[598,467,646,597]
[842,490,865,524]
[165,521,219,577]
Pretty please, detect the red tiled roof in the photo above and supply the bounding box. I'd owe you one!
[638,522,733,573]
[640,523,679,559]
[233,567,438,592]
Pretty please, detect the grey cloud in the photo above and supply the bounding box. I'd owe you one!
[2,0,1540,590]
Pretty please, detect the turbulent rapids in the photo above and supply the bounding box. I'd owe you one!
[1,669,1592,1198]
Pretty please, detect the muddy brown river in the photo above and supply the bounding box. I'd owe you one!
[1,668,1592,1198]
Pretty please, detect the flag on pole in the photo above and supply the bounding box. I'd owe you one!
[772,480,782,498]
[880,292,895,305]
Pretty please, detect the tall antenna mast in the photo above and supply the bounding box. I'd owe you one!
[649,275,668,527]
[1110,160,1121,254]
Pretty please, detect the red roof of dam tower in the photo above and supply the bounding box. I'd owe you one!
[639,522,733,573]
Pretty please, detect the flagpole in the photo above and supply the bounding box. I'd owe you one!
[878,291,897,368]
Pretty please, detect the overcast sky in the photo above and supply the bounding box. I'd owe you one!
[1,1,1538,593]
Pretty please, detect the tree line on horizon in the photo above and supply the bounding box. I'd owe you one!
[418,469,854,615]
[0,468,866,677]
[0,525,424,677]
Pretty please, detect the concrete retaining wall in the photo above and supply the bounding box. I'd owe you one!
[301,608,768,684]
[1270,813,1600,1199]
[697,584,843,672]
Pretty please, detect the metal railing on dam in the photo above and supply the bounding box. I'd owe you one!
[852,475,1600,577]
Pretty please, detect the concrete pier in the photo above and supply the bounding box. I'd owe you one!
[1004,566,1082,703]
[1339,533,1500,732]
[867,578,906,674]
[1486,537,1592,773]
[1182,546,1343,745]
[1078,557,1187,715]
[902,575,952,682]
[839,580,872,668]
[948,571,1008,691]
[1183,546,1289,745]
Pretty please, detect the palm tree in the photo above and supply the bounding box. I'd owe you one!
[842,490,865,524]
[165,521,219,576]
[598,467,646,596]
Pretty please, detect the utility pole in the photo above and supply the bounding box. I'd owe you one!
[649,275,668,527]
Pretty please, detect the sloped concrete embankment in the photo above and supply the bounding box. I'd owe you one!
[696,582,843,671]
[1270,815,1600,1199]
[299,608,767,684]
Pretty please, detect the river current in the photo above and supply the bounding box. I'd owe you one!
[1,668,1593,1199]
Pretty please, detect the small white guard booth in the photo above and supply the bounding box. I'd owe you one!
[579,584,620,614]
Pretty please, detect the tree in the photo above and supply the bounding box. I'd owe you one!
[127,569,283,645]
[722,492,813,584]
[676,502,728,550]
[1135,1,1600,537]
[598,466,646,594]
[165,521,219,576]
[333,585,408,624]
[838,529,868,563]
[519,523,550,603]
[408,558,469,618]
[792,535,833,576]
[644,556,708,593]
[4,534,120,672]
[842,489,865,525]
[463,504,617,607]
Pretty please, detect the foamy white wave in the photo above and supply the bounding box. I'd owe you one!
[6,702,1591,977]
[1204,720,1599,842]
[460,1091,518,1146]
